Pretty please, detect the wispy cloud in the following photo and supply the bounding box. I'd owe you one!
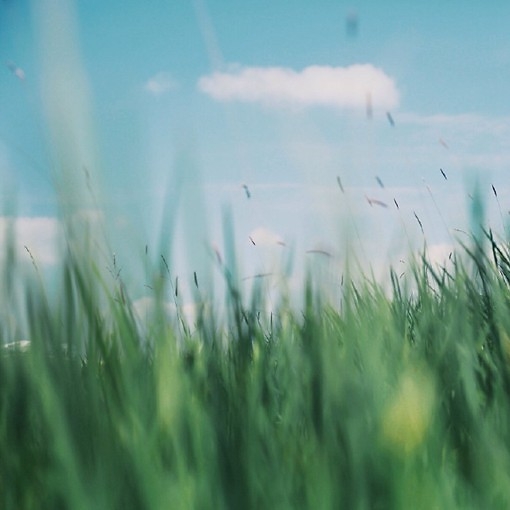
[399,112,510,130]
[198,64,399,111]
[6,61,25,81]
[395,112,510,171]
[144,72,178,96]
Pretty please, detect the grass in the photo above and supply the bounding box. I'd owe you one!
[2,211,510,509]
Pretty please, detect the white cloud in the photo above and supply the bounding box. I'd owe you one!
[198,64,399,110]
[0,217,61,266]
[249,227,285,246]
[132,296,198,329]
[145,72,178,96]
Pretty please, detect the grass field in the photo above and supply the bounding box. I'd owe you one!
[1,206,510,509]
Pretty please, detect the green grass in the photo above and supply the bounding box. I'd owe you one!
[2,216,510,509]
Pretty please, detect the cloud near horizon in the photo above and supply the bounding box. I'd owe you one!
[249,227,285,246]
[198,64,399,111]
[0,217,61,266]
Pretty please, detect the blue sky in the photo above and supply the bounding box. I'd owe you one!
[1,0,510,301]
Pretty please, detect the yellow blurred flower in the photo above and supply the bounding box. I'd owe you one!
[381,368,436,456]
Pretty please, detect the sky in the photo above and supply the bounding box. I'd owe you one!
[1,0,510,305]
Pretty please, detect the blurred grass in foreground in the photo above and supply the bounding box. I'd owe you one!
[2,216,510,510]
[5,2,510,507]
